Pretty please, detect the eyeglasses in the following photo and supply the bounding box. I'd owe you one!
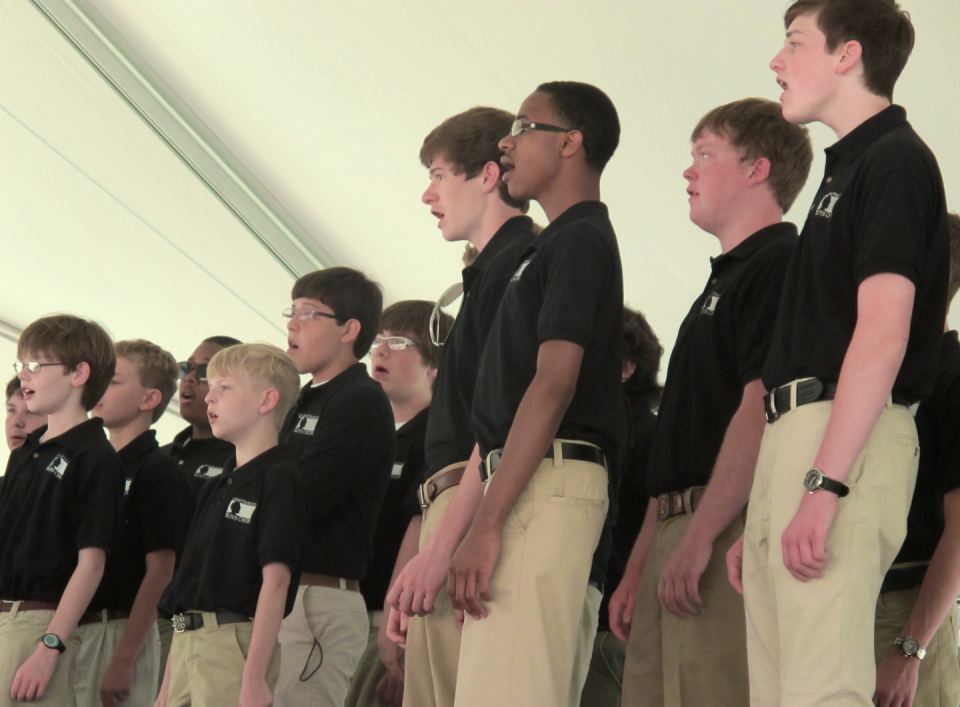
[177,362,208,382]
[430,282,463,347]
[282,306,340,322]
[510,119,572,137]
[374,335,419,351]
[13,361,64,374]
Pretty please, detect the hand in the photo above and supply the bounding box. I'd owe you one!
[375,667,404,707]
[781,491,838,582]
[238,676,273,707]
[387,543,453,617]
[11,642,59,701]
[384,608,408,647]
[377,621,404,680]
[454,607,464,633]
[873,647,920,707]
[608,573,641,642]
[448,524,501,620]
[658,533,713,619]
[727,534,745,595]
[99,652,135,707]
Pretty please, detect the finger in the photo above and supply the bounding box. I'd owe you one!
[477,571,491,608]
[660,578,684,619]
[455,608,464,633]
[422,586,436,615]
[410,589,424,617]
[624,589,637,625]
[386,582,401,611]
[679,579,700,616]
[397,586,414,617]
[465,571,485,619]
[799,540,824,578]
[399,611,409,638]
[448,568,462,611]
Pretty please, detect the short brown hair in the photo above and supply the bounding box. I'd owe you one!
[948,212,960,307]
[208,343,301,431]
[292,267,383,359]
[420,107,529,213]
[784,0,914,100]
[381,300,452,370]
[5,376,21,401]
[623,307,664,410]
[115,340,179,423]
[18,314,115,412]
[692,98,813,212]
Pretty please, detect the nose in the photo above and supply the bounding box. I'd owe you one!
[204,390,215,406]
[682,164,696,182]
[770,49,785,72]
[286,317,297,333]
[373,339,390,358]
[422,182,437,204]
[498,135,514,153]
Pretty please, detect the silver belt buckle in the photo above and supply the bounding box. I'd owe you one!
[417,484,429,510]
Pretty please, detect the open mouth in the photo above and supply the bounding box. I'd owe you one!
[21,388,35,399]
[777,78,788,91]
[500,157,515,179]
[207,412,218,424]
[180,390,196,404]
[373,365,389,376]
[287,339,299,352]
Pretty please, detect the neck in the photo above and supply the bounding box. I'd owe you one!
[233,423,279,468]
[311,354,357,385]
[536,174,601,223]
[390,390,431,426]
[467,200,526,253]
[713,202,784,254]
[823,92,890,140]
[190,422,214,440]
[43,404,88,441]
[107,415,152,452]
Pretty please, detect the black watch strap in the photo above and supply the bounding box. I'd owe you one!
[41,633,65,654]
[804,469,850,498]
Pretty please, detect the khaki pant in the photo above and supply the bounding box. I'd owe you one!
[454,450,608,707]
[346,611,403,707]
[571,584,602,707]
[404,463,466,707]
[579,630,626,707]
[275,584,369,707]
[167,613,280,706]
[158,617,174,693]
[0,605,78,706]
[622,507,748,707]
[874,587,960,706]
[74,615,160,707]
[743,399,919,707]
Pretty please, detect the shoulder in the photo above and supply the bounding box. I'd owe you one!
[861,126,941,183]
[331,375,393,415]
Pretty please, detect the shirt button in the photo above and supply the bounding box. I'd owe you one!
[228,479,233,484]
[711,279,717,284]
[178,460,184,465]
[33,453,38,459]
[826,177,832,183]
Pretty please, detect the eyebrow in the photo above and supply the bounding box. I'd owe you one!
[786,30,805,38]
[516,114,528,120]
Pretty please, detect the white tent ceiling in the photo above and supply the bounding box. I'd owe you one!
[1,0,958,470]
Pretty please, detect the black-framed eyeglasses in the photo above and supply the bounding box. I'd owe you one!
[177,362,208,382]
[374,335,419,351]
[282,306,340,323]
[430,282,463,347]
[13,361,64,374]
[510,119,572,137]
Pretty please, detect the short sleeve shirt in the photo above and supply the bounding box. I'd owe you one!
[159,446,306,618]
[0,418,124,602]
[161,426,235,513]
[89,430,190,612]
[894,331,960,565]
[646,224,797,496]
[763,106,950,402]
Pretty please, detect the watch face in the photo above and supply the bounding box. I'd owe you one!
[804,469,822,492]
[903,638,920,655]
[42,634,58,649]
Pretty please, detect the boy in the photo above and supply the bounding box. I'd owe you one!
[78,340,186,707]
[5,376,46,451]
[274,267,396,707]
[449,81,625,707]
[610,98,812,707]
[728,2,951,704]
[873,212,960,707]
[156,343,305,707]
[384,106,536,707]
[346,300,452,707]
[0,314,124,704]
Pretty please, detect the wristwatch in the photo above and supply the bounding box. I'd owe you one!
[41,633,65,654]
[894,636,926,660]
[803,469,849,497]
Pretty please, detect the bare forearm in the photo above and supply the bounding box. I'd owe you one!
[624,498,659,579]
[243,564,290,684]
[421,445,485,555]
[685,379,766,545]
[47,548,106,639]
[384,518,422,611]
[113,550,175,663]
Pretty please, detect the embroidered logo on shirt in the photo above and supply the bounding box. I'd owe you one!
[194,465,223,480]
[391,463,404,480]
[814,192,841,218]
[124,478,133,495]
[511,258,533,282]
[294,414,319,435]
[225,498,257,523]
[701,292,721,315]
[45,454,68,479]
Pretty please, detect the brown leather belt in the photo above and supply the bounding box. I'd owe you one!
[0,601,58,613]
[418,464,467,510]
[78,609,131,626]
[300,573,360,592]
[656,486,706,521]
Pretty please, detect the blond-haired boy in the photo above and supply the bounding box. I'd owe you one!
[156,343,306,707]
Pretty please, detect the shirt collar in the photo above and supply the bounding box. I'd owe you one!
[711,222,798,267]
[221,444,290,480]
[539,201,608,241]
[23,417,107,456]
[297,362,368,403]
[397,406,429,439]
[171,425,233,453]
[826,105,907,165]
[466,216,535,274]
[118,429,159,467]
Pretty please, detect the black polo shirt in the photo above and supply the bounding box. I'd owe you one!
[0,418,124,602]
[159,445,305,618]
[279,363,396,580]
[420,216,536,496]
[161,426,235,511]
[894,331,960,565]
[647,224,797,497]
[89,430,190,612]
[472,201,626,505]
[763,106,949,402]
[361,407,429,612]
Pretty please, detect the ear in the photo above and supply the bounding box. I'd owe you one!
[559,130,584,160]
[140,388,163,413]
[835,39,863,77]
[260,388,280,417]
[480,161,502,194]
[428,366,438,380]
[72,362,91,388]
[340,319,362,347]
[746,157,772,187]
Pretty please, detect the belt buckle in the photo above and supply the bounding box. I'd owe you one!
[763,392,780,424]
[172,614,187,634]
[671,493,684,517]
[656,494,669,521]
[417,484,429,510]
[484,450,501,481]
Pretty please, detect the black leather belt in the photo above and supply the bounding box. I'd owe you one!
[172,610,251,633]
[764,379,911,423]
[481,442,606,482]
[880,565,928,595]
